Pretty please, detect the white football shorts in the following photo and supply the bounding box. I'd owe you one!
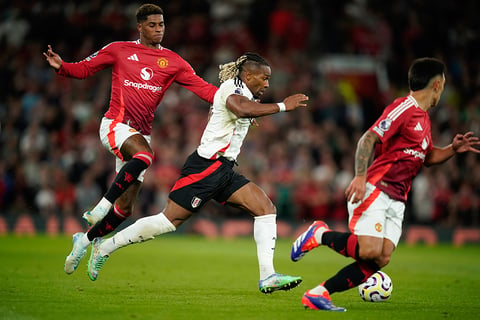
[347,182,405,246]
[99,117,151,182]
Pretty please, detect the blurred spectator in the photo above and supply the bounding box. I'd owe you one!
[453,182,478,226]
[75,171,102,214]
[0,8,29,48]
[431,171,455,226]
[53,168,76,217]
[411,172,434,224]
[268,1,312,52]
[34,164,57,218]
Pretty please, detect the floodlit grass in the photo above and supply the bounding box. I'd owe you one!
[1,234,479,319]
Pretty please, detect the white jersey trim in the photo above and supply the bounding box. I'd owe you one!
[387,95,418,121]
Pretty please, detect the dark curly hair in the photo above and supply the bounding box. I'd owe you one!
[136,4,164,23]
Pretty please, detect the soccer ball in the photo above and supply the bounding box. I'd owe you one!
[358,271,393,302]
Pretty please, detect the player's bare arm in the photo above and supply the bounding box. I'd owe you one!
[226,93,308,118]
[354,131,378,176]
[43,45,62,70]
[345,130,379,203]
[424,131,480,166]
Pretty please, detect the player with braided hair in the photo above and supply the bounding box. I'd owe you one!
[87,52,309,294]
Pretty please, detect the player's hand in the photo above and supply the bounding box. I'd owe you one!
[43,45,63,70]
[452,131,480,154]
[345,175,367,204]
[283,94,309,111]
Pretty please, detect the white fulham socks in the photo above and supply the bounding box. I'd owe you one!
[254,214,277,280]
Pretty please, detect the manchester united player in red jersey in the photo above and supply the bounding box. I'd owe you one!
[43,4,218,275]
[290,57,480,311]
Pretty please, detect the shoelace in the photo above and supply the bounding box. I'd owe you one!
[94,254,108,270]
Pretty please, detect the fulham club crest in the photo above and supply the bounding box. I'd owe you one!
[191,196,202,208]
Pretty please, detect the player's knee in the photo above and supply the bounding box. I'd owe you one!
[133,151,154,168]
[257,202,276,216]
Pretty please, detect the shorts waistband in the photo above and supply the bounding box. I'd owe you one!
[218,156,237,167]
[194,150,237,167]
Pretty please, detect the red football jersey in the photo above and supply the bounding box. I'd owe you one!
[367,95,433,202]
[58,40,218,135]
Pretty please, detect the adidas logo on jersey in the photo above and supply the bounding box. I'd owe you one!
[414,122,423,131]
[127,54,139,61]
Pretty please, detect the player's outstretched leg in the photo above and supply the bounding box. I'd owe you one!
[64,232,89,274]
[87,237,109,281]
[291,221,330,261]
[258,273,302,294]
[302,289,346,312]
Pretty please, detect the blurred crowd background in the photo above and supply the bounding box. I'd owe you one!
[1,0,479,230]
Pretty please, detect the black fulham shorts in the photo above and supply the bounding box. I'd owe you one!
[168,151,249,212]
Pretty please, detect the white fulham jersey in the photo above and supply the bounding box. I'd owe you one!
[197,77,254,161]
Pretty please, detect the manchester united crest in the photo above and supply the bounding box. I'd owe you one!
[375,223,383,232]
[157,57,168,68]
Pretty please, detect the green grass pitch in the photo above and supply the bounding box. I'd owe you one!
[1,234,479,319]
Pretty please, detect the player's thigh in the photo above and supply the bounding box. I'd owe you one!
[100,118,152,182]
[226,182,275,216]
[120,134,152,160]
[99,118,152,160]
[348,184,389,238]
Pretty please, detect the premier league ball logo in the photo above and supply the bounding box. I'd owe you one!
[379,118,392,131]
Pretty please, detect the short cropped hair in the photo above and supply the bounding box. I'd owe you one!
[408,58,446,91]
[136,4,164,23]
